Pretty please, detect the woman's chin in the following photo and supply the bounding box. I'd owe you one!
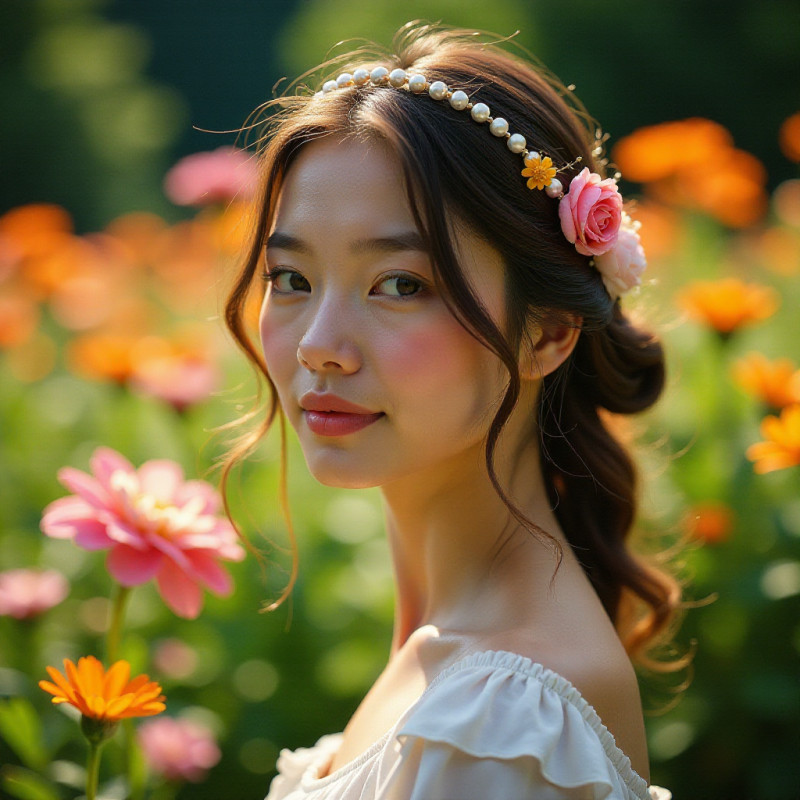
[303,457,385,490]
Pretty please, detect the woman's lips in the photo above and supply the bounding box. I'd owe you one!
[299,393,384,437]
[303,410,384,437]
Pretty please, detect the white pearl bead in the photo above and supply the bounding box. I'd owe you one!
[507,133,526,153]
[524,151,541,166]
[489,117,509,137]
[408,74,427,93]
[336,72,353,88]
[322,80,337,93]
[370,66,388,84]
[470,103,490,122]
[428,80,448,100]
[352,68,370,85]
[388,68,407,87]
[449,90,469,110]
[545,178,563,198]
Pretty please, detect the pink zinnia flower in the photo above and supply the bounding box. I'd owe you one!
[0,568,69,619]
[40,447,245,618]
[163,146,258,206]
[138,716,221,782]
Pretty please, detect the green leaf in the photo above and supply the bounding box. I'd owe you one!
[0,765,61,800]
[0,697,48,771]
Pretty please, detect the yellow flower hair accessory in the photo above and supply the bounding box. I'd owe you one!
[522,153,558,191]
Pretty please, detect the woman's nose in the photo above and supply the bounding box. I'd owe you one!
[296,299,362,374]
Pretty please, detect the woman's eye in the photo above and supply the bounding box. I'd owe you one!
[266,269,310,293]
[374,273,425,298]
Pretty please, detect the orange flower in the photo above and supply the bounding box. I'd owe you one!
[779,112,800,163]
[613,118,733,183]
[689,149,768,228]
[613,119,768,228]
[39,656,165,722]
[521,154,557,190]
[67,333,141,384]
[747,404,800,473]
[732,353,800,410]
[683,502,735,545]
[677,277,779,335]
[0,204,73,262]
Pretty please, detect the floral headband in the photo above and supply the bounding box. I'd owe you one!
[315,66,646,299]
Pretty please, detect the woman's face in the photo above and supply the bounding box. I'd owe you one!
[259,135,512,490]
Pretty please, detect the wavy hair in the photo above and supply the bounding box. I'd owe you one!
[223,22,684,669]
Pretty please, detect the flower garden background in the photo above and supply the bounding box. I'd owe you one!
[2,2,799,798]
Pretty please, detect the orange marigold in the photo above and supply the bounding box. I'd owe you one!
[613,118,733,183]
[732,353,800,410]
[39,656,165,722]
[613,119,768,228]
[779,112,800,163]
[677,277,779,335]
[747,404,800,474]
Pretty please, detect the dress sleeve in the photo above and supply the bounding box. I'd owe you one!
[379,651,652,800]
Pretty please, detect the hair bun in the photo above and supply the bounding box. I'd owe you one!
[572,308,665,415]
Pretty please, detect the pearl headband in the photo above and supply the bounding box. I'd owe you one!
[315,66,646,298]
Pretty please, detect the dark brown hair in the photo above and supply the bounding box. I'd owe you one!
[224,23,683,667]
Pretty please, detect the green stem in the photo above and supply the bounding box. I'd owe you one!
[106,585,131,663]
[86,742,102,800]
[124,718,146,800]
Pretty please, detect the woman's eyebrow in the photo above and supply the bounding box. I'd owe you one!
[266,230,428,255]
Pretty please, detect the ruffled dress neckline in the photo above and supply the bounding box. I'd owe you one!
[270,649,664,799]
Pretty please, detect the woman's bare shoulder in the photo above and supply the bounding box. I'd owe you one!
[476,626,650,782]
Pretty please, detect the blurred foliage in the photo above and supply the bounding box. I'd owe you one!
[2,1,800,798]
[4,0,799,232]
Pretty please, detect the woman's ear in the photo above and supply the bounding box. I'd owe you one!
[519,317,581,382]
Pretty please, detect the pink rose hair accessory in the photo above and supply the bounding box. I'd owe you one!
[556,169,645,298]
[316,69,646,299]
[558,168,624,257]
[594,212,647,297]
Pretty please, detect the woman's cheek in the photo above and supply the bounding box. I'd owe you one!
[260,316,297,388]
[377,314,498,397]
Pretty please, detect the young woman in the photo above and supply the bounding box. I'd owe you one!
[225,22,678,800]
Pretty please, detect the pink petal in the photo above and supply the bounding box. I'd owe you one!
[179,530,244,560]
[107,545,163,586]
[175,480,220,514]
[74,521,116,550]
[558,198,577,243]
[91,447,136,492]
[149,535,194,571]
[40,497,114,548]
[575,184,602,230]
[106,520,149,550]
[138,460,185,502]
[184,550,233,596]
[57,467,111,510]
[155,560,203,618]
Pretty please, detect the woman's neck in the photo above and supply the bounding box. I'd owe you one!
[380,434,566,653]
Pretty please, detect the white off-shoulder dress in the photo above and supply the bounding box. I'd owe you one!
[265,650,671,800]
